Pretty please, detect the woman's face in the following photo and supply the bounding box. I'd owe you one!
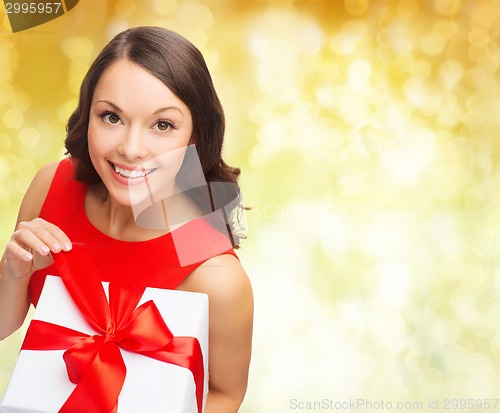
[88,58,193,207]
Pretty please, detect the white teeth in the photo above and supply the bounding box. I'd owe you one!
[113,164,155,179]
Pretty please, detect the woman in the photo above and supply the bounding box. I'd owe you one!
[0,27,253,412]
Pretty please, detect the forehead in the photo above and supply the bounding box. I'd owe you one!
[92,58,189,113]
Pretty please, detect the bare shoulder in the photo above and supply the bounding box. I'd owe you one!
[178,254,253,308]
[17,161,59,223]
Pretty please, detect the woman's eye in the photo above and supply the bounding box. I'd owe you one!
[106,113,121,124]
[154,120,174,131]
[100,112,121,125]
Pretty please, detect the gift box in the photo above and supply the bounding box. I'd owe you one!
[0,247,208,413]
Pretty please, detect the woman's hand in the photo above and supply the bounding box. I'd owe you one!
[4,218,72,280]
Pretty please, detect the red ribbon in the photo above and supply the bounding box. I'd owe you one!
[22,243,205,413]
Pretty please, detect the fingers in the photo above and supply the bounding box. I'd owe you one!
[12,218,72,258]
[5,240,33,262]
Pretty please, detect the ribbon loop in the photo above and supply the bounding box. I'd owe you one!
[115,300,174,352]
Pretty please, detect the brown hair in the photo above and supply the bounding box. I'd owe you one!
[65,26,245,246]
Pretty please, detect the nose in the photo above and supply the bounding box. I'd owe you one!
[117,125,147,160]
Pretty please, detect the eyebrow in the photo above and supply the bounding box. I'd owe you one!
[94,99,184,116]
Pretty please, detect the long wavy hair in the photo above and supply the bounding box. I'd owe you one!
[65,26,245,247]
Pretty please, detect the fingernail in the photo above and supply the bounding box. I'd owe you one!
[24,253,33,261]
[40,245,50,254]
[63,243,72,251]
[52,242,61,251]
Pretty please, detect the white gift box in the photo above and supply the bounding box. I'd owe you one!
[0,276,208,413]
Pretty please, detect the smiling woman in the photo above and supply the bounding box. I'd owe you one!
[0,26,252,413]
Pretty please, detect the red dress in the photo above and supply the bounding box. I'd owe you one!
[29,158,236,306]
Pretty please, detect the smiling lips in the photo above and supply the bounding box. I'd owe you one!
[108,161,157,185]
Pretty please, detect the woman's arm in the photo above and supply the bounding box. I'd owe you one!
[179,254,254,413]
[0,162,71,340]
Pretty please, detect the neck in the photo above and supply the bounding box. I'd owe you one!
[104,196,137,234]
[89,182,160,241]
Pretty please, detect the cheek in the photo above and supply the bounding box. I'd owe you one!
[86,123,111,171]
[87,126,99,162]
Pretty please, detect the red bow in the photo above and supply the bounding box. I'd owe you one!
[22,244,205,413]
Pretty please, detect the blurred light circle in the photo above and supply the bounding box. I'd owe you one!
[434,0,460,16]
[19,128,40,149]
[3,109,24,129]
[115,0,136,18]
[344,0,369,16]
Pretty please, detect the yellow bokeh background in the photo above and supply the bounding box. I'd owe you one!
[1,0,500,411]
